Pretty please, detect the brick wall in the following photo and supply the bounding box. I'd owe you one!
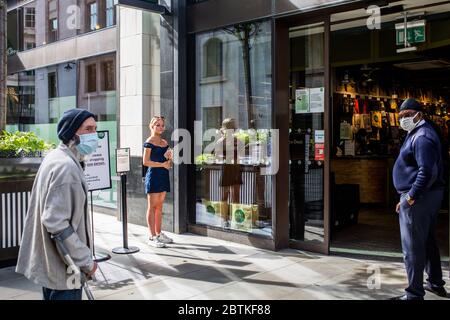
[331,158,390,204]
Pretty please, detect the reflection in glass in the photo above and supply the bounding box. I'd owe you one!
[6,0,117,53]
[6,54,118,209]
[194,20,273,237]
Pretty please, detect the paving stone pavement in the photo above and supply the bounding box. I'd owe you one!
[1,213,449,300]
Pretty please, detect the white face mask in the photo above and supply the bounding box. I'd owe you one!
[399,112,420,132]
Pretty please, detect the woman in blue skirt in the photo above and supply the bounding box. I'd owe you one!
[142,116,173,248]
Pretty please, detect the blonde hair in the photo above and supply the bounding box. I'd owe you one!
[221,118,236,130]
[149,116,165,135]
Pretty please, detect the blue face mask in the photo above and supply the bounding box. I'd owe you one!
[76,133,99,155]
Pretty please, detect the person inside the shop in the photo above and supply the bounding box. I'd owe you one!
[16,108,98,300]
[214,118,243,228]
[143,116,173,248]
[391,98,447,300]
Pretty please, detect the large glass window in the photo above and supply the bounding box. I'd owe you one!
[102,60,115,91]
[204,38,223,78]
[7,0,117,54]
[194,20,274,237]
[89,2,98,31]
[7,2,36,52]
[86,64,97,92]
[24,7,36,28]
[106,0,115,27]
[48,72,57,98]
[48,18,58,43]
[6,56,118,209]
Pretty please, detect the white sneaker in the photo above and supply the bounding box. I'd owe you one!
[158,232,173,244]
[149,235,166,248]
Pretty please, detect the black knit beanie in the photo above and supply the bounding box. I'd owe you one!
[57,108,96,143]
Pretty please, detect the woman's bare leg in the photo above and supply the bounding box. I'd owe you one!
[148,193,159,237]
[154,192,166,235]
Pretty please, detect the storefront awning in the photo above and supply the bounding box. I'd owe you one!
[114,0,169,14]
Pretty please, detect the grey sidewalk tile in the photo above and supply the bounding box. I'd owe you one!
[0,276,41,300]
[188,279,297,300]
[99,276,225,300]
[0,267,23,283]
[9,290,42,300]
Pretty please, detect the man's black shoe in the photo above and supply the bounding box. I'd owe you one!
[424,284,448,297]
[389,294,423,300]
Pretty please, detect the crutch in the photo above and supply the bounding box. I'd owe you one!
[52,236,95,300]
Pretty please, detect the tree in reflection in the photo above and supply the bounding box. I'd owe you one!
[224,22,262,129]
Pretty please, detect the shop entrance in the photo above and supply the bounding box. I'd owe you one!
[287,17,331,254]
[328,2,450,260]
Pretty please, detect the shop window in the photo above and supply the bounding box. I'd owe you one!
[102,60,115,91]
[204,38,223,78]
[48,72,58,98]
[194,21,274,237]
[106,0,115,27]
[86,64,97,93]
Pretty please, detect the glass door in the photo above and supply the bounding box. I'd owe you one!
[288,21,330,253]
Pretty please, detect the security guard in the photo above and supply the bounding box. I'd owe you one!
[391,98,447,300]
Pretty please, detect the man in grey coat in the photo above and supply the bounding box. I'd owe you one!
[16,108,99,300]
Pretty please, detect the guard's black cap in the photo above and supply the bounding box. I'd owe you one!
[399,98,423,112]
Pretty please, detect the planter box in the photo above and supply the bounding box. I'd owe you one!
[0,156,43,181]
[0,156,43,267]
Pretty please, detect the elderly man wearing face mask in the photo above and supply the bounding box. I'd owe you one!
[16,108,99,300]
[391,98,447,300]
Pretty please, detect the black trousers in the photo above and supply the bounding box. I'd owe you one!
[399,189,446,299]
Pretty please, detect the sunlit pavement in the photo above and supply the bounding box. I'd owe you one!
[1,212,449,300]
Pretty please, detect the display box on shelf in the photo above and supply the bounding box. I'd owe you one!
[230,203,258,232]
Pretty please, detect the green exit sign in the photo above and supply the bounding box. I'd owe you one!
[395,20,426,46]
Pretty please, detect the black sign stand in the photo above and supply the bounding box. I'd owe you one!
[90,191,111,262]
[112,173,140,255]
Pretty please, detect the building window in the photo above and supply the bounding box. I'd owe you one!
[102,60,115,91]
[24,7,35,28]
[48,18,58,43]
[204,38,223,78]
[194,21,274,236]
[25,42,35,50]
[88,2,98,31]
[106,0,115,27]
[86,64,97,93]
[48,72,57,98]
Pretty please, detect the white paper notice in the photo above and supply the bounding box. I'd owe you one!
[315,130,325,144]
[309,87,325,113]
[116,148,131,173]
[84,131,111,191]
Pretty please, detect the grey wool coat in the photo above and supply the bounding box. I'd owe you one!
[16,143,94,290]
